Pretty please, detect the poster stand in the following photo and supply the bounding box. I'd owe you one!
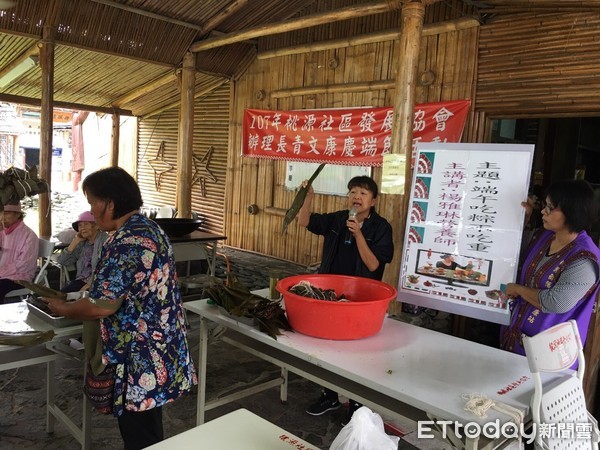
[397,142,534,325]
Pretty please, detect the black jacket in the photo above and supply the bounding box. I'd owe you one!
[307,208,394,280]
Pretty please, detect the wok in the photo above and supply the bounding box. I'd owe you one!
[153,218,203,237]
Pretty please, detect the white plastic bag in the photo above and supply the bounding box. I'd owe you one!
[329,406,400,450]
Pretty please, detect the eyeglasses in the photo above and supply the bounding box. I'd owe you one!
[542,203,558,214]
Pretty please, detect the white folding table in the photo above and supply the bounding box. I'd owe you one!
[146,408,320,450]
[0,302,89,449]
[184,298,563,450]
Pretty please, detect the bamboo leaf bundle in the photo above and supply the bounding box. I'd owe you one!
[281,163,326,235]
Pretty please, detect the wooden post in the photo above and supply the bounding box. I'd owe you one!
[381,1,425,314]
[176,51,195,218]
[110,112,120,166]
[38,27,55,239]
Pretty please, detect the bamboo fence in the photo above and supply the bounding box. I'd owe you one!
[477,12,600,116]
[137,83,230,234]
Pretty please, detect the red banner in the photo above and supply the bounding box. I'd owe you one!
[242,99,470,167]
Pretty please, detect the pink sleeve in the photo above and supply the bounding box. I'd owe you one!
[12,229,39,281]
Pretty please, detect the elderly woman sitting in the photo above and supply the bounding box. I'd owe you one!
[56,211,108,293]
[0,202,38,302]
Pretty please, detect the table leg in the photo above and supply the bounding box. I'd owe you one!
[46,359,56,433]
[428,412,484,450]
[196,317,209,426]
[44,343,90,448]
[280,367,288,404]
[82,388,91,449]
[208,242,217,276]
[464,437,479,450]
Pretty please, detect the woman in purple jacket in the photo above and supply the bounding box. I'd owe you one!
[500,179,600,356]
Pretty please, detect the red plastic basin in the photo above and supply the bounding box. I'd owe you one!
[276,274,397,340]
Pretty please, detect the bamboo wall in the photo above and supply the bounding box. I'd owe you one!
[225,21,479,268]
[137,82,230,233]
[477,11,600,118]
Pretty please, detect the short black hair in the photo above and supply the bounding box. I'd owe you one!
[347,176,379,198]
[546,179,595,233]
[82,167,143,219]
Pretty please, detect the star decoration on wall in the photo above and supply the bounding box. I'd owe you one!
[191,145,218,197]
[147,141,175,190]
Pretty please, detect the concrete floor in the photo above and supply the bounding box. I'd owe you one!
[0,248,453,450]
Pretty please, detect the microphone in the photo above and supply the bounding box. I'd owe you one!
[344,207,358,245]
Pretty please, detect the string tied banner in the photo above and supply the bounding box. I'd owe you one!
[242,99,470,167]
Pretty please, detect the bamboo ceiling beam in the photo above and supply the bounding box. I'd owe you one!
[140,78,228,119]
[201,0,249,34]
[90,0,252,34]
[0,24,177,68]
[479,0,600,5]
[0,44,39,79]
[0,93,133,116]
[112,71,177,107]
[90,0,203,31]
[479,6,600,13]
[190,0,403,53]
[272,80,395,98]
[258,16,479,60]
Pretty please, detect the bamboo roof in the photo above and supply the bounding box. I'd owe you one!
[1,0,600,116]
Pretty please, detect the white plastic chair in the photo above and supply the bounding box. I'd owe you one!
[522,320,600,450]
[49,252,75,289]
[172,243,230,296]
[172,242,212,294]
[5,238,56,301]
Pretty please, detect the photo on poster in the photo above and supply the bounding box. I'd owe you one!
[416,152,435,174]
[413,249,493,288]
[413,176,432,199]
[398,143,535,325]
[410,201,428,223]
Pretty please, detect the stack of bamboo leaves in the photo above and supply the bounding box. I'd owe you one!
[202,274,292,340]
[0,166,49,208]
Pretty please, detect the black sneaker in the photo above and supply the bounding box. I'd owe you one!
[341,401,362,426]
[306,393,341,416]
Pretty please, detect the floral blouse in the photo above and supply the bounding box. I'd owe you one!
[89,213,197,416]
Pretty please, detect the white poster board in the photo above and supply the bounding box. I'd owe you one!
[398,143,534,325]
[285,162,371,196]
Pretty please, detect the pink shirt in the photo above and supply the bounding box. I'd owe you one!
[0,220,38,281]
